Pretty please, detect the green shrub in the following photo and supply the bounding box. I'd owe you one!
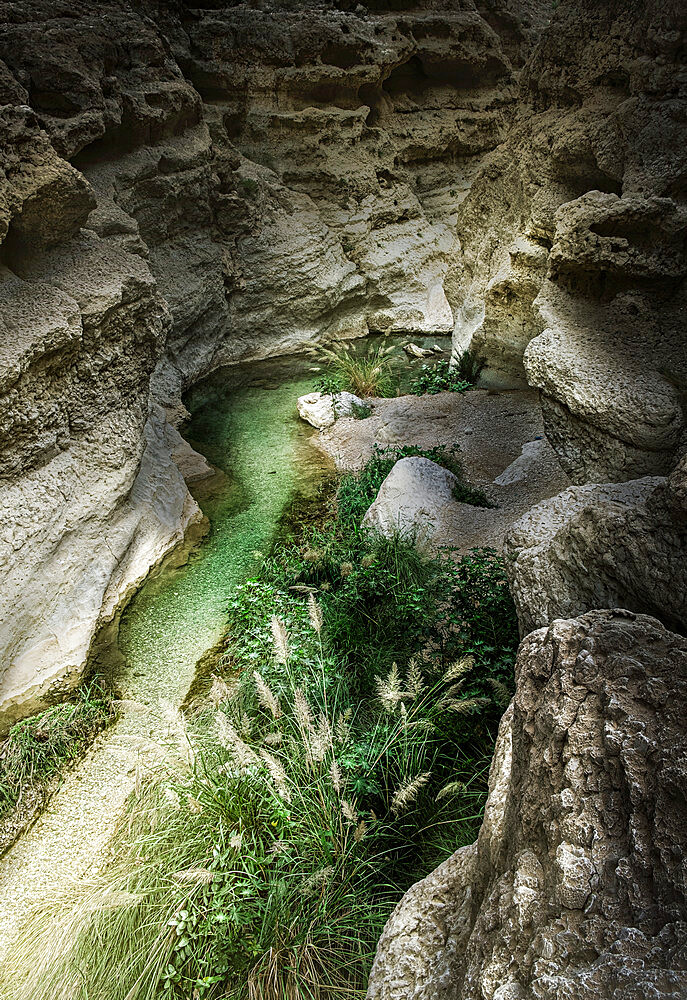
[410,350,486,396]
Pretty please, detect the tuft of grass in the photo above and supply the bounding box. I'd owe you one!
[0,679,115,820]
[315,342,399,398]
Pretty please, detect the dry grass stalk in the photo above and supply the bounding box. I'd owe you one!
[172,867,215,883]
[259,748,291,803]
[307,593,323,635]
[254,670,282,719]
[375,662,403,713]
[215,712,260,771]
[341,799,358,824]
[391,771,431,815]
[270,615,290,664]
[330,759,343,795]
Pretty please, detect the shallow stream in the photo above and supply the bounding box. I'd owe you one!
[116,354,331,705]
[115,335,451,704]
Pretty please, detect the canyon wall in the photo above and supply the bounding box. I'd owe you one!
[0,0,539,727]
[0,2,686,995]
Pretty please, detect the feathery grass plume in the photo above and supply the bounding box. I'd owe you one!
[391,771,431,815]
[262,731,283,747]
[294,687,315,735]
[303,865,335,896]
[443,655,475,683]
[447,697,490,715]
[330,759,343,795]
[335,707,352,743]
[361,553,375,568]
[303,547,323,563]
[436,780,466,802]
[215,712,260,772]
[307,593,323,635]
[207,673,234,707]
[339,561,353,578]
[269,839,291,855]
[375,662,403,713]
[158,698,195,767]
[163,787,181,811]
[354,820,367,843]
[488,677,513,708]
[172,867,214,883]
[253,670,282,719]
[341,799,358,824]
[259,748,291,802]
[270,615,290,664]
[186,795,203,814]
[319,580,331,592]
[310,713,333,763]
[405,657,424,697]
[239,711,253,738]
[229,831,243,850]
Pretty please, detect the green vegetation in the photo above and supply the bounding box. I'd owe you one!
[238,176,259,198]
[6,456,516,1000]
[0,680,114,819]
[410,349,486,396]
[314,342,398,398]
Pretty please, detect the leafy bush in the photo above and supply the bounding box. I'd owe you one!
[410,350,486,396]
[315,342,398,398]
[0,680,114,819]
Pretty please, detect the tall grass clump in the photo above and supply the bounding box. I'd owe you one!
[2,470,517,1000]
[314,341,398,398]
[0,679,114,819]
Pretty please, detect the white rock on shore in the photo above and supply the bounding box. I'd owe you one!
[363,456,457,551]
[297,391,367,430]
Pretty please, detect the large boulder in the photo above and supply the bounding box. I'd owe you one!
[363,456,457,551]
[367,610,687,1000]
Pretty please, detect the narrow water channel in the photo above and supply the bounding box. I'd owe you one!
[116,354,331,705]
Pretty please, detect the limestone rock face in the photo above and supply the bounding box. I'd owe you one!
[446,0,687,482]
[297,391,366,430]
[506,466,687,637]
[368,610,687,1000]
[363,457,458,552]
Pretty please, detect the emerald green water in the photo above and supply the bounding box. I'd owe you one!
[117,355,328,705]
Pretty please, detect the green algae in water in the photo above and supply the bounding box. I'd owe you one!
[117,356,329,704]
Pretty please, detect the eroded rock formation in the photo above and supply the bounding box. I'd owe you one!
[0,0,536,726]
[1,1,686,995]
[368,610,687,1000]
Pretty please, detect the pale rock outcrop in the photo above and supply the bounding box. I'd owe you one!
[363,456,458,552]
[368,610,687,1000]
[297,390,366,430]
[506,457,687,637]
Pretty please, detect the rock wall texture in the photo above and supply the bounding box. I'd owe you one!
[368,610,687,1000]
[0,0,540,727]
[0,1,686,997]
